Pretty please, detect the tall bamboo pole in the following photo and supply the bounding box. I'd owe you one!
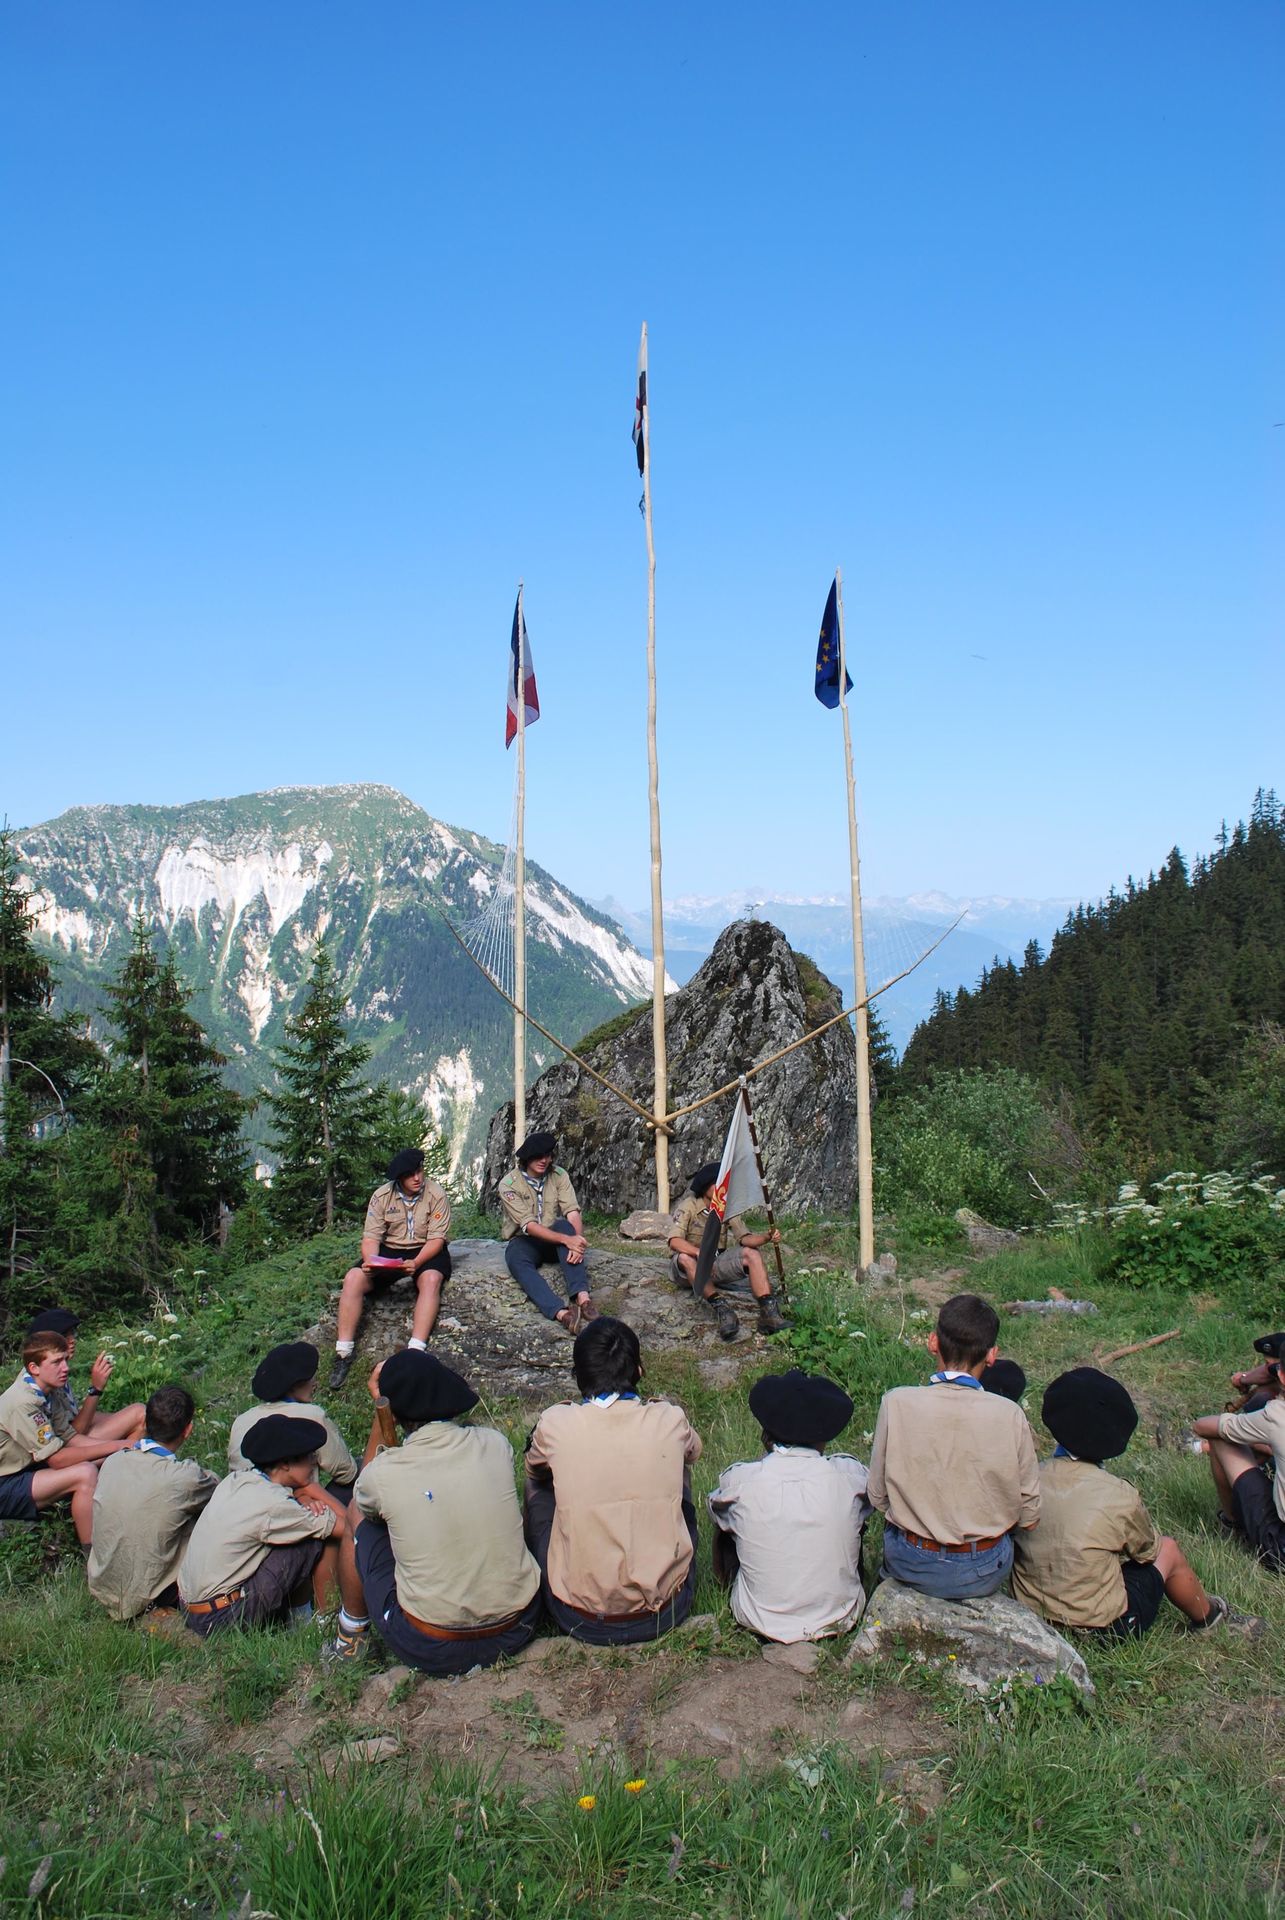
[513,582,528,1149]
[639,322,670,1211]
[835,568,875,1270]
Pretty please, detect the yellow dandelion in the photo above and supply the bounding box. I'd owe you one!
[624,1779,646,1793]
[948,1653,957,1660]
[577,1795,597,1811]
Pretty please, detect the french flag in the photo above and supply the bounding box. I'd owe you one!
[505,587,540,747]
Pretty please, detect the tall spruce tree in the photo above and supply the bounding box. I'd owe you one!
[265,942,383,1234]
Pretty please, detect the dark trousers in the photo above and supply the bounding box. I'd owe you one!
[355,1518,541,1675]
[524,1479,697,1645]
[183,1540,321,1637]
[505,1220,588,1320]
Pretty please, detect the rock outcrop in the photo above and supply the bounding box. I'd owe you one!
[482,920,859,1217]
[846,1579,1094,1696]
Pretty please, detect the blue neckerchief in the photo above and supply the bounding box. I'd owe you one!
[522,1170,547,1224]
[1052,1445,1097,1465]
[134,1437,175,1458]
[582,1392,640,1406]
[930,1371,984,1390]
[21,1370,49,1403]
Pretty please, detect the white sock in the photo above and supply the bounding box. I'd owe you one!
[407,1337,428,1352]
[335,1340,355,1357]
[338,1608,370,1634]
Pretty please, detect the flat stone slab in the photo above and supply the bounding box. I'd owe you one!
[845,1578,1094,1696]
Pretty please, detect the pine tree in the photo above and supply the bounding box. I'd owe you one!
[265,942,383,1235]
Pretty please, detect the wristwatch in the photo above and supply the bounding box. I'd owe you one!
[85,1385,103,1398]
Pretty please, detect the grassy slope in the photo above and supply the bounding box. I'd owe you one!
[1,1225,1282,1919]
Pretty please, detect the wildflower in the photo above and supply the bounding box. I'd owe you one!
[577,1795,597,1811]
[161,1312,179,1324]
[624,1779,646,1794]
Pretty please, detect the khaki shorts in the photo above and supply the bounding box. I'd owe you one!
[670,1248,747,1293]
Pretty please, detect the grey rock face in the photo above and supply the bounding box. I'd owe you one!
[618,1210,675,1241]
[954,1209,1023,1255]
[846,1578,1094,1696]
[483,920,858,1217]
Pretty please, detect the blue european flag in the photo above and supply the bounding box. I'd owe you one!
[814,577,852,708]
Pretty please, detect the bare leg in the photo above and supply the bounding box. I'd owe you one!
[312,1538,342,1610]
[32,1462,98,1545]
[1154,1535,1213,1624]
[409,1269,444,1345]
[88,1405,146,1443]
[1208,1447,1239,1523]
[335,1266,373,1347]
[337,1519,367,1618]
[743,1249,771,1300]
[1208,1438,1260,1523]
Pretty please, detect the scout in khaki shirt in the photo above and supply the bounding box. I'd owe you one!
[525,1317,702,1645]
[26,1307,145,1448]
[331,1149,453,1389]
[869,1294,1040,1600]
[497,1130,598,1334]
[179,1414,359,1636]
[0,1334,101,1544]
[324,1351,541,1673]
[710,1369,871,1643]
[668,1162,787,1340]
[1194,1333,1285,1570]
[229,1342,357,1499]
[1016,1369,1259,1638]
[88,1386,219,1621]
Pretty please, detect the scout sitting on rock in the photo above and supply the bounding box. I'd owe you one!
[709,1367,871,1643]
[88,1386,219,1622]
[524,1317,702,1643]
[330,1149,452,1389]
[868,1293,1040,1599]
[0,1333,104,1545]
[497,1130,598,1334]
[1193,1347,1285,1571]
[326,1351,541,1671]
[229,1342,357,1501]
[26,1308,146,1448]
[1015,1369,1260,1637]
[667,1162,787,1340]
[178,1414,357,1635]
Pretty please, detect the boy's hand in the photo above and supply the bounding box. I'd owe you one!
[294,1484,331,1513]
[89,1353,114,1392]
[366,1362,385,1401]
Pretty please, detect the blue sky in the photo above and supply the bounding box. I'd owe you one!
[3,2,1280,909]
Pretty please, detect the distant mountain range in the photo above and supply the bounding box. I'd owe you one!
[16,785,654,1173]
[593,890,1079,1054]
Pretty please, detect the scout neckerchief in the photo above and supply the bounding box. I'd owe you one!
[396,1181,421,1240]
[21,1368,50,1403]
[582,1392,639,1407]
[930,1370,984,1389]
[133,1436,175,1459]
[521,1168,548,1224]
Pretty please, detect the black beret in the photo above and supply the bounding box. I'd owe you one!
[1042,1368,1138,1463]
[516,1131,557,1167]
[387,1148,426,1182]
[1253,1331,1285,1360]
[980,1359,1027,1403]
[252,1342,320,1403]
[689,1162,721,1196]
[380,1350,478,1425]
[240,1413,328,1468]
[26,1308,80,1337]
[748,1368,854,1449]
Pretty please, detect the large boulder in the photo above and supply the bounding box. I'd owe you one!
[846,1578,1094,1696]
[481,920,859,1217]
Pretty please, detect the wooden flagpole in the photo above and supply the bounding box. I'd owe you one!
[738,1077,788,1300]
[639,322,670,1212]
[513,582,528,1150]
[835,568,875,1271]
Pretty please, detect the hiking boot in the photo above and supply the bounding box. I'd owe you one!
[576,1297,599,1327]
[704,1294,739,1342]
[322,1626,370,1666]
[1192,1594,1266,1639]
[328,1352,354,1392]
[757,1291,790,1336]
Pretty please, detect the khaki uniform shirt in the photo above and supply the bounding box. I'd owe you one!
[710,1446,871,1642]
[88,1445,220,1620]
[178,1469,335,1603]
[668,1193,749,1253]
[355,1423,539,1628]
[1219,1400,1285,1522]
[868,1380,1041,1543]
[227,1402,357,1484]
[0,1372,64,1475]
[48,1383,82,1439]
[497,1166,580,1240]
[363,1179,451,1250]
[526,1397,703,1613]
[1011,1456,1158,1628]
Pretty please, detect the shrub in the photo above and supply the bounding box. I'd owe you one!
[1096,1170,1285,1305]
[876,1068,1069,1228]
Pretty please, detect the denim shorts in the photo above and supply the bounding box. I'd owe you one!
[881,1524,1013,1600]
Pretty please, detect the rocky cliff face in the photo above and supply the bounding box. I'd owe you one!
[481,919,858,1217]
[16,784,653,1174]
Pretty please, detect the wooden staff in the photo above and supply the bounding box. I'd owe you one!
[835,567,875,1271]
[638,322,671,1212]
[374,1397,398,1449]
[513,582,528,1149]
[739,1077,788,1299]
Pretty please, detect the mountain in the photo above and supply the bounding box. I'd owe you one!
[16,784,654,1174]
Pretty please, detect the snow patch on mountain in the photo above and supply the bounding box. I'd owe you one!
[423,1048,484,1178]
[528,886,658,999]
[154,838,334,938]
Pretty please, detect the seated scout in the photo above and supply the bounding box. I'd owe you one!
[88,1386,220,1622]
[326,1351,541,1672]
[1226,1329,1285,1418]
[1193,1351,1285,1570]
[26,1307,145,1446]
[229,1342,357,1501]
[867,1293,1040,1599]
[667,1162,787,1340]
[980,1358,1027,1403]
[330,1149,452,1390]
[709,1368,871,1643]
[497,1130,597,1334]
[0,1333,102,1546]
[524,1317,702,1644]
[179,1414,358,1635]
[1014,1369,1260,1637]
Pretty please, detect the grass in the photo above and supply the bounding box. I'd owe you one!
[2,1221,1284,1916]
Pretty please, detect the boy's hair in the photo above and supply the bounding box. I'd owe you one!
[573,1317,643,1396]
[935,1294,1000,1370]
[23,1331,70,1371]
[146,1385,195,1446]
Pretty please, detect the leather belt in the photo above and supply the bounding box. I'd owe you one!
[184,1588,245,1615]
[897,1528,1004,1554]
[557,1585,685,1624]
[402,1605,524,1641]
